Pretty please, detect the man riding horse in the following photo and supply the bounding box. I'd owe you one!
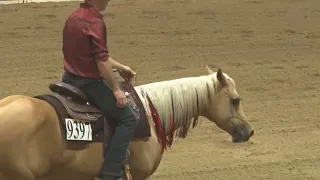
[61,0,136,179]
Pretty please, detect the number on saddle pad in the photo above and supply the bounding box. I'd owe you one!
[65,118,93,141]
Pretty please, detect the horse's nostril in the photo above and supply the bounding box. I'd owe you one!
[249,130,254,137]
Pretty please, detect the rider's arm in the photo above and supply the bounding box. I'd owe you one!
[107,57,126,72]
[87,19,120,91]
[97,60,120,91]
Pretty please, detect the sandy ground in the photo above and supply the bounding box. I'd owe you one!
[0,0,320,179]
[0,0,81,5]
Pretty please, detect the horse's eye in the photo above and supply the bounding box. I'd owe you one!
[231,98,240,106]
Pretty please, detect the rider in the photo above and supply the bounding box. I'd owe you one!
[61,0,137,179]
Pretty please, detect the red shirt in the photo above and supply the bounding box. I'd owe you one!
[63,3,109,78]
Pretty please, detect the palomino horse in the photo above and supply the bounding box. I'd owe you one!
[0,66,254,180]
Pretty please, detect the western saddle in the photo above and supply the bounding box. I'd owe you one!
[48,81,103,122]
[46,69,145,123]
[36,70,150,140]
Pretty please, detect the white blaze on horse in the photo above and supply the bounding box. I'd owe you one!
[0,66,254,180]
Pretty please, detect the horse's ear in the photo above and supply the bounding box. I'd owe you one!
[206,65,214,75]
[217,68,227,86]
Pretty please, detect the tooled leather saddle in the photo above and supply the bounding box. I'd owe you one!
[34,70,151,144]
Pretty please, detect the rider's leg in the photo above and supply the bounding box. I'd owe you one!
[61,71,138,179]
[80,80,138,179]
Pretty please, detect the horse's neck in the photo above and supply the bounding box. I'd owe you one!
[135,75,216,138]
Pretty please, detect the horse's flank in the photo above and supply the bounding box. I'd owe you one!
[0,95,63,178]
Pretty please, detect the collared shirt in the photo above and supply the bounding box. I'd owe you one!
[62,3,109,78]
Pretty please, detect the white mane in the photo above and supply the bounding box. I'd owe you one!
[135,73,225,139]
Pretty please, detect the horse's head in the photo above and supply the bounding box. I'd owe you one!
[203,65,254,143]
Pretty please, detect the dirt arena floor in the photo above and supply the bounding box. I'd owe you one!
[1,0,320,179]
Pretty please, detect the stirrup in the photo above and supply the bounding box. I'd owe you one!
[124,149,133,180]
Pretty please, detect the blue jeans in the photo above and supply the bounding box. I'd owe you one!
[62,72,138,177]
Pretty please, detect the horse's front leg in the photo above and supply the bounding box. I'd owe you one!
[128,131,163,180]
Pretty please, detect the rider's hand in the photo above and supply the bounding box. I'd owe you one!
[113,89,127,108]
[119,65,136,82]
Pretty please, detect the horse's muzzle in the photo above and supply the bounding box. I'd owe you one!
[232,125,254,143]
